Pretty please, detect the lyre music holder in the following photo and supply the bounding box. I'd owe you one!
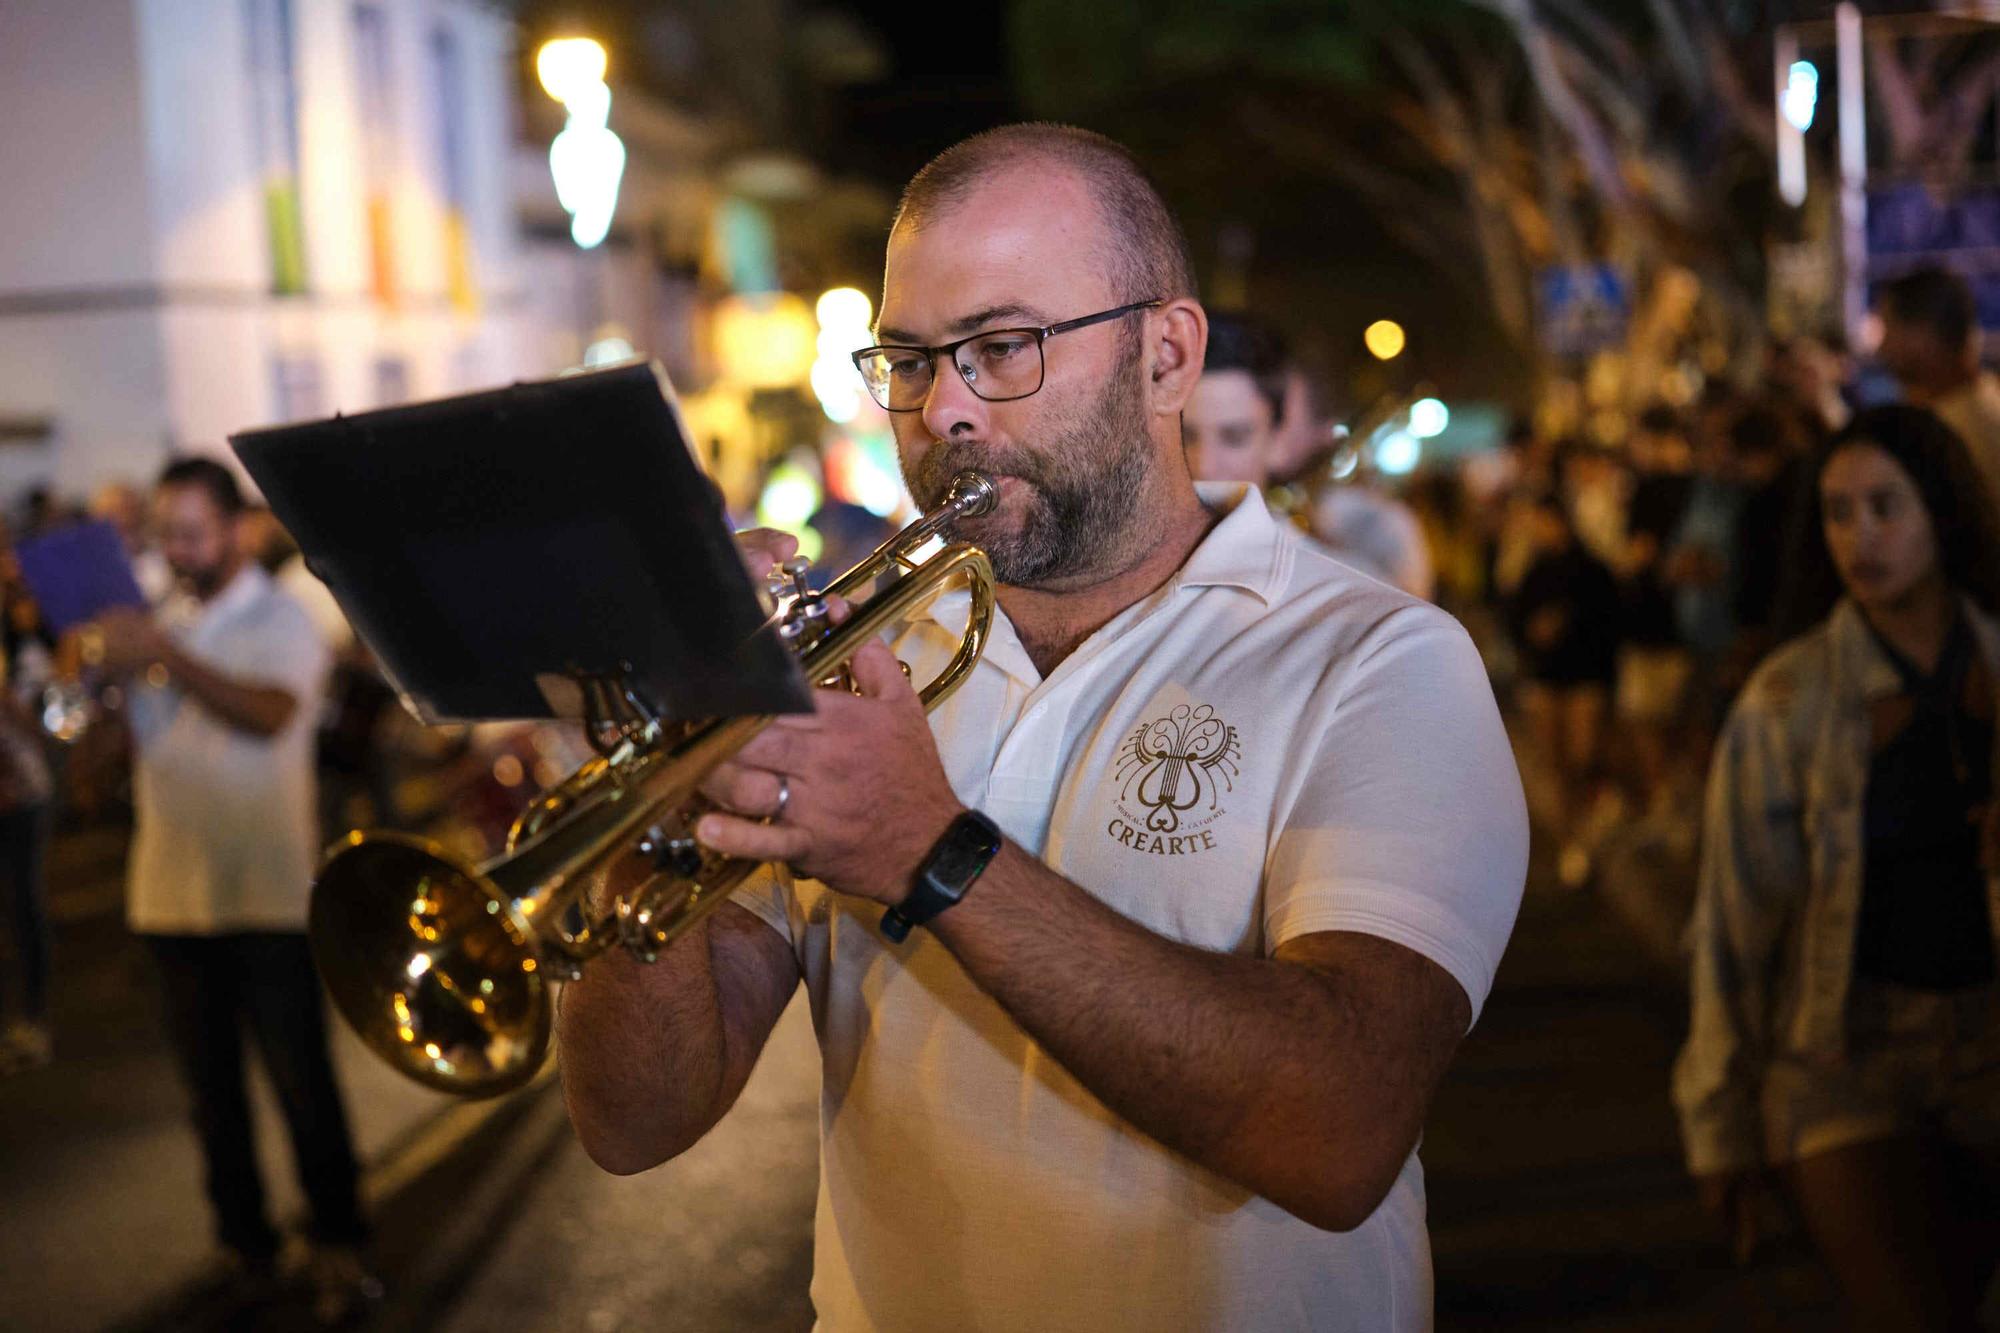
[229,361,812,727]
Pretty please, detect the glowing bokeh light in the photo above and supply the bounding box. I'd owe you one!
[816,287,872,329]
[1782,60,1819,133]
[813,285,879,422]
[1364,319,1406,361]
[1375,430,1422,475]
[812,358,862,414]
[1408,398,1450,439]
[714,294,817,389]
[757,460,822,531]
[536,38,607,105]
[538,39,622,249]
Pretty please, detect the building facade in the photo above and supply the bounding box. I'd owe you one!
[0,0,535,504]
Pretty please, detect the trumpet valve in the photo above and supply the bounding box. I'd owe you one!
[764,556,809,604]
[777,558,834,647]
[613,896,662,963]
[636,829,705,880]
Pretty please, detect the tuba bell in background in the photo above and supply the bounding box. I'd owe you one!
[309,471,997,1098]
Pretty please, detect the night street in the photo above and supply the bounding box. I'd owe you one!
[9,2,2000,1328]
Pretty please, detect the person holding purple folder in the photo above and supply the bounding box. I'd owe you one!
[79,458,376,1321]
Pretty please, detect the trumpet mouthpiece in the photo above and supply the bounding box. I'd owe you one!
[947,471,998,517]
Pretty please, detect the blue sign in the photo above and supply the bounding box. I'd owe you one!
[1867,184,2000,330]
[1867,183,2000,255]
[1535,264,1630,359]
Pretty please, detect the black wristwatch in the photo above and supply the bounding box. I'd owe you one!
[881,810,1003,942]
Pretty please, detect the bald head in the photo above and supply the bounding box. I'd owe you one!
[892,124,1196,309]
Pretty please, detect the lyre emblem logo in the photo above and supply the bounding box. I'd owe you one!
[1108,703,1241,855]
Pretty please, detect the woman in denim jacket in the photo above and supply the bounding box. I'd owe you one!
[1673,404,2000,1329]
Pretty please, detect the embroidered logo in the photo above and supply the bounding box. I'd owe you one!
[1108,703,1240,856]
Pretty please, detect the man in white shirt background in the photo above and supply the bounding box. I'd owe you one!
[559,124,1527,1331]
[84,458,370,1319]
[1184,310,1437,601]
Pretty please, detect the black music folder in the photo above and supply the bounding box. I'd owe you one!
[229,361,811,724]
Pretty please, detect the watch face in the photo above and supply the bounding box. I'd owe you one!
[885,811,1004,941]
[926,812,1003,900]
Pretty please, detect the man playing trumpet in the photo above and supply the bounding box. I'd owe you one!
[559,125,1527,1331]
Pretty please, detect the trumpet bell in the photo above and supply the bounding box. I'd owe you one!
[310,834,551,1097]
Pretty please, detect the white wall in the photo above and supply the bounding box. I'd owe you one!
[134,0,267,291]
[0,1,156,292]
[0,310,174,495]
[0,1,172,497]
[453,4,524,308]
[295,0,373,301]
[0,0,568,503]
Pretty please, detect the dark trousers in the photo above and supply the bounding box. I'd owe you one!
[0,804,49,1023]
[145,932,366,1260]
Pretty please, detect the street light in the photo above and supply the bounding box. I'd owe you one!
[1775,31,1812,207]
[536,37,607,104]
[1364,319,1406,361]
[537,37,624,249]
[1782,59,1819,133]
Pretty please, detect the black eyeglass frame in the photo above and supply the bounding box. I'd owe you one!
[851,298,1164,412]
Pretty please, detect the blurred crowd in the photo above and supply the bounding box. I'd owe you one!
[0,263,1997,1326]
[1190,270,2000,1327]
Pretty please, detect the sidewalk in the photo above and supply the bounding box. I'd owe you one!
[432,995,820,1333]
[0,822,468,1333]
[1425,869,1837,1329]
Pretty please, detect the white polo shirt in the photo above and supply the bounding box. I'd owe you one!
[125,564,329,936]
[734,484,1527,1332]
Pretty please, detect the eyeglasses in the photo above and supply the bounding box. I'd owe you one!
[852,299,1163,412]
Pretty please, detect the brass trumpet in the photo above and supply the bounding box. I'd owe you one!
[309,472,997,1097]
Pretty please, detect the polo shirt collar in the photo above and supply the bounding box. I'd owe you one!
[1178,482,1289,605]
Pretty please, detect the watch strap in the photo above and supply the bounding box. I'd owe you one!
[882,810,1002,942]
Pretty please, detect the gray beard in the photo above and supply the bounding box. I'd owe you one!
[905,355,1154,588]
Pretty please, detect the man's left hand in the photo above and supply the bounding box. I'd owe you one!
[695,639,965,905]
